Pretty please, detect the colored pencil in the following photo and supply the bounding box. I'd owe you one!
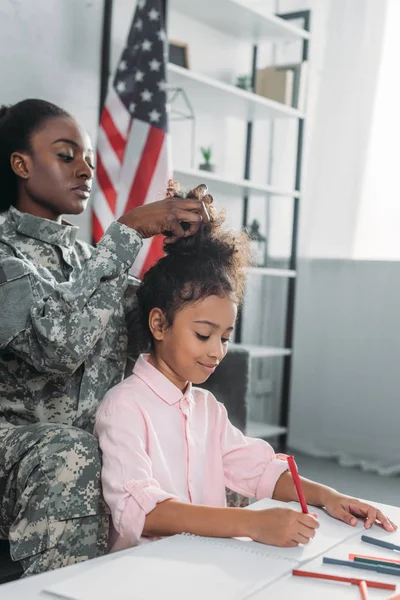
[323,556,400,577]
[359,581,369,600]
[361,535,400,552]
[287,455,308,514]
[292,569,396,590]
[385,594,400,599]
[355,557,400,570]
[350,554,400,566]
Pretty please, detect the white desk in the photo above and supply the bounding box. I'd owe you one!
[2,499,400,600]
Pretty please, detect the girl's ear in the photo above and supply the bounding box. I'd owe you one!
[148,308,167,341]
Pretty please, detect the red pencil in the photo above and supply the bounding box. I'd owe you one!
[292,569,396,591]
[359,581,369,600]
[287,455,308,514]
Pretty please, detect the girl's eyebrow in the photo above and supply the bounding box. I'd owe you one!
[193,320,234,331]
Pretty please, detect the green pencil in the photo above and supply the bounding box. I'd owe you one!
[355,557,400,570]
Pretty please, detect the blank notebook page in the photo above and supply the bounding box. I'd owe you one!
[44,534,297,600]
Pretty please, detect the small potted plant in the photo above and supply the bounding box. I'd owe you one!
[199,146,215,172]
[236,75,253,92]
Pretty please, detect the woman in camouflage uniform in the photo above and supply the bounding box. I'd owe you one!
[0,99,208,576]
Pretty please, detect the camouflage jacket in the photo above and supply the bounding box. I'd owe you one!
[0,207,142,433]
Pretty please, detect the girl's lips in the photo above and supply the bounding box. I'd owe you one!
[198,362,217,374]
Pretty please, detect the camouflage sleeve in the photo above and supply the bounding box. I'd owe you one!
[0,222,142,374]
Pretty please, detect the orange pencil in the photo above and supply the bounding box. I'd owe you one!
[359,581,369,600]
[287,456,308,514]
[292,569,396,590]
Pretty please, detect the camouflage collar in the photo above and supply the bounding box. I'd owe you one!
[8,206,79,247]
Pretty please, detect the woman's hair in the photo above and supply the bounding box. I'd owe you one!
[0,98,70,212]
[134,184,250,353]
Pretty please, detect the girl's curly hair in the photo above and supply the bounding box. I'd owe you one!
[133,183,250,353]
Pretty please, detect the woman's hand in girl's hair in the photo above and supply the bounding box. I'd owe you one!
[248,507,319,547]
[322,491,397,532]
[118,194,210,242]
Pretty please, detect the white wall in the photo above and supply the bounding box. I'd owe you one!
[354,0,400,260]
[0,0,103,241]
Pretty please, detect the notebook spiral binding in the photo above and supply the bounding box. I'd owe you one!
[180,533,295,563]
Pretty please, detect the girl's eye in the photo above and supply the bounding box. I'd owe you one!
[222,338,231,344]
[58,154,73,163]
[196,333,210,341]
[87,163,96,170]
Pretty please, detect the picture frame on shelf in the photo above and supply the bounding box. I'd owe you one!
[168,41,189,69]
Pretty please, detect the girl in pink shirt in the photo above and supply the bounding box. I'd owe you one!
[95,184,396,553]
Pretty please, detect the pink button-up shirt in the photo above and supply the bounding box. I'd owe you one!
[95,354,288,551]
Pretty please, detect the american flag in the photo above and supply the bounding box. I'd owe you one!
[92,0,170,277]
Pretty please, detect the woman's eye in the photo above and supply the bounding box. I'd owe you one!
[58,154,73,163]
[88,163,96,170]
[196,333,210,341]
[222,338,231,344]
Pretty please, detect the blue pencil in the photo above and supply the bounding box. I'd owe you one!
[323,556,400,577]
[361,535,400,553]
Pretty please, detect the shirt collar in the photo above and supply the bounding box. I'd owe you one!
[8,206,79,247]
[133,354,194,406]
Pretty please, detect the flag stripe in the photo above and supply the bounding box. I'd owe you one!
[125,126,165,213]
[139,235,164,278]
[92,210,104,243]
[97,125,123,192]
[116,119,150,217]
[105,87,131,138]
[96,154,117,214]
[100,107,127,163]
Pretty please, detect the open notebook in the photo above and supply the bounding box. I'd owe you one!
[45,499,364,600]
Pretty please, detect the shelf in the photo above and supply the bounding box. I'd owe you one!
[246,267,297,278]
[170,0,310,43]
[246,421,287,439]
[231,344,292,358]
[173,167,301,199]
[168,64,304,122]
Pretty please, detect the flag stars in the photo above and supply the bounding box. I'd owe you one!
[149,59,161,72]
[157,29,166,41]
[137,0,146,8]
[141,89,153,102]
[129,103,136,114]
[118,60,127,72]
[116,81,127,93]
[142,39,152,51]
[149,109,161,123]
[135,70,144,82]
[157,79,167,91]
[134,18,143,30]
[148,8,160,21]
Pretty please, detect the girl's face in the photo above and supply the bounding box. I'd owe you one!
[150,294,237,391]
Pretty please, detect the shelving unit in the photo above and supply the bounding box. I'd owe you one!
[170,0,310,42]
[167,2,311,445]
[168,64,303,121]
[173,167,301,199]
[97,1,310,445]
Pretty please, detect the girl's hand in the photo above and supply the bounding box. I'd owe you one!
[323,491,397,532]
[248,507,320,547]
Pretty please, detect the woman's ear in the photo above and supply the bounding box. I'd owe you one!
[148,308,167,341]
[10,151,30,180]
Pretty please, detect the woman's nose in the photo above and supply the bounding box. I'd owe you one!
[76,159,93,180]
